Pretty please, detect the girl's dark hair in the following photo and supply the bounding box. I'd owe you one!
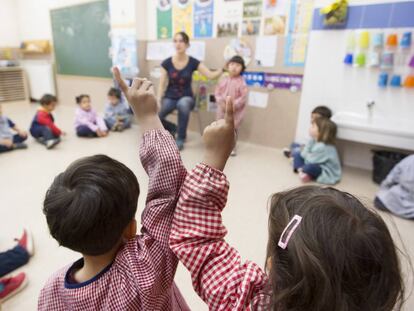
[174,31,190,45]
[312,105,332,119]
[40,94,57,106]
[314,117,337,145]
[266,186,405,311]
[108,87,122,100]
[228,55,246,73]
[75,94,90,104]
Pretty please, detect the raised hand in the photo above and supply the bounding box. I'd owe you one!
[112,67,162,131]
[202,96,236,171]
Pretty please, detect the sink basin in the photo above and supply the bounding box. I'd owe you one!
[332,112,414,150]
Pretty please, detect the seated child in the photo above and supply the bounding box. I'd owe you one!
[30,94,62,149]
[0,104,28,153]
[375,154,414,219]
[104,87,132,132]
[284,105,332,158]
[169,98,405,311]
[38,70,190,310]
[214,55,248,156]
[292,117,341,184]
[74,94,108,138]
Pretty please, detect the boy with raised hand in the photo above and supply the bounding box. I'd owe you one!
[38,68,189,310]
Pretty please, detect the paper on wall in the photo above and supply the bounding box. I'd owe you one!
[146,41,206,61]
[255,36,277,67]
[248,91,269,108]
[215,0,243,37]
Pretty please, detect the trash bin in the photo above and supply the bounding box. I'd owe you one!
[372,150,408,184]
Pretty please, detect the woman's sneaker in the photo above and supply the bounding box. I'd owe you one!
[0,273,28,302]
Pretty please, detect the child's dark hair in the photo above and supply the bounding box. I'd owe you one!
[314,117,337,145]
[75,94,90,104]
[228,55,246,73]
[266,185,404,311]
[43,155,140,256]
[312,105,332,119]
[174,31,190,45]
[40,94,57,106]
[108,87,122,100]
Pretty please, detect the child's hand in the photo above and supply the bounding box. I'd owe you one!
[113,67,162,131]
[0,139,13,148]
[203,96,236,171]
[18,130,28,138]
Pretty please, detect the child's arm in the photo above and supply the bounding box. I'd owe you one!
[214,78,226,107]
[37,111,62,136]
[75,109,99,132]
[114,68,186,246]
[233,82,248,111]
[170,99,269,310]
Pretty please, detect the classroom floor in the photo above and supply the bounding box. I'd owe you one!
[1,101,413,311]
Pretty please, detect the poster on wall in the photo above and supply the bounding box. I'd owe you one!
[263,0,288,35]
[242,0,263,36]
[173,0,193,38]
[194,0,214,38]
[157,0,173,39]
[215,0,243,37]
[284,0,314,66]
[109,0,138,78]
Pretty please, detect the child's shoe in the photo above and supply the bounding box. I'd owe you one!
[299,171,312,183]
[231,148,237,157]
[15,229,34,257]
[46,138,60,149]
[13,143,27,150]
[0,273,28,302]
[283,147,291,158]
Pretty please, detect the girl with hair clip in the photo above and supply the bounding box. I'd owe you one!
[169,97,406,311]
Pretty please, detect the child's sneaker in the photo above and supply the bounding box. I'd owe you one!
[13,143,28,150]
[15,229,34,257]
[230,148,237,157]
[299,171,312,183]
[46,138,60,149]
[0,273,28,302]
[282,147,291,158]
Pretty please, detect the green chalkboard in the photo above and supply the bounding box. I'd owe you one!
[50,0,112,78]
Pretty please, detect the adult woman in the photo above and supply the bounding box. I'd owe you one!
[158,32,223,150]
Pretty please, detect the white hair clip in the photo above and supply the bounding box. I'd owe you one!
[278,215,302,249]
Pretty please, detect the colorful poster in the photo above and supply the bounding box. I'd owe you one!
[173,0,193,38]
[242,0,262,36]
[111,29,138,77]
[264,72,303,91]
[243,71,265,86]
[284,0,314,66]
[215,0,243,37]
[194,0,214,38]
[157,0,173,39]
[263,0,288,35]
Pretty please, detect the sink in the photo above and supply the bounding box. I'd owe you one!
[332,112,414,150]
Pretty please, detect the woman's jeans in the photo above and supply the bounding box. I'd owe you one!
[158,97,195,140]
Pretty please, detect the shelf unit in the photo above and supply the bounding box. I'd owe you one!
[0,67,27,102]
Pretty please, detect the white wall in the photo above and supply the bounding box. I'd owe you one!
[296,1,414,169]
[0,0,20,47]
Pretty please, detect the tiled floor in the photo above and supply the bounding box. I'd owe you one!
[1,101,413,310]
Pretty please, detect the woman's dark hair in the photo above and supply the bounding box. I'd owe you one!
[75,94,90,104]
[43,155,140,256]
[40,94,57,106]
[312,105,332,119]
[174,31,190,45]
[314,117,337,145]
[108,87,122,100]
[266,186,405,311]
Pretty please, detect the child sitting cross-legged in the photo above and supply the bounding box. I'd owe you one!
[169,97,405,311]
[38,69,190,310]
[74,94,108,138]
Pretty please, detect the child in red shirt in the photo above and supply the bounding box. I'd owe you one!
[30,94,62,149]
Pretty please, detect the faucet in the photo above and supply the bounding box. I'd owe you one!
[366,100,375,119]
